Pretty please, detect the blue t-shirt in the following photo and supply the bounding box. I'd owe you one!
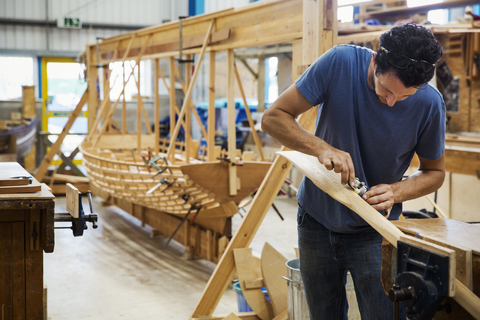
[295,44,446,233]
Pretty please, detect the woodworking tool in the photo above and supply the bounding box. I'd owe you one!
[149,155,171,178]
[348,178,389,216]
[54,190,98,237]
[389,241,450,320]
[348,177,368,197]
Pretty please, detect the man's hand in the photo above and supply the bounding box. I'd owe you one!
[317,144,356,187]
[362,184,394,217]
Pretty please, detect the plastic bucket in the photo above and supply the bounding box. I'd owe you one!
[233,281,252,312]
[232,281,270,313]
[283,258,310,319]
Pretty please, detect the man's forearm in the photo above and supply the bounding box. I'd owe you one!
[391,169,445,204]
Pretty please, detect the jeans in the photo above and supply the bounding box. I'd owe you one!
[297,206,405,320]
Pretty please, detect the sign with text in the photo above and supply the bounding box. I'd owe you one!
[57,17,82,29]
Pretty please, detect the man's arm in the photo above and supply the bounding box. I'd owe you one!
[261,84,356,187]
[363,153,446,214]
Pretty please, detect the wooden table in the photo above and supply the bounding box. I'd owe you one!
[0,162,55,319]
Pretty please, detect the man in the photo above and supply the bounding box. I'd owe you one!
[261,23,445,319]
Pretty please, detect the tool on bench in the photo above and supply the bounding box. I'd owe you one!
[389,240,451,320]
[55,184,98,237]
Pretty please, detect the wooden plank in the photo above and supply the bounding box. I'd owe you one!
[261,243,288,316]
[34,90,88,182]
[154,58,160,155]
[0,178,30,186]
[169,56,176,163]
[66,183,80,219]
[22,85,36,118]
[0,185,41,194]
[277,150,404,245]
[185,54,192,163]
[244,278,264,289]
[392,219,480,256]
[227,48,237,196]
[233,248,273,320]
[208,51,216,161]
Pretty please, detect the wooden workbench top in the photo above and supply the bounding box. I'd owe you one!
[0,162,54,200]
[392,218,480,255]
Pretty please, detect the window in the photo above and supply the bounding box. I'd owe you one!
[108,60,152,101]
[0,57,34,100]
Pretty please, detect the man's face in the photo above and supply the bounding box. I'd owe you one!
[373,70,418,107]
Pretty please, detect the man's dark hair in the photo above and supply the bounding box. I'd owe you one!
[376,23,443,88]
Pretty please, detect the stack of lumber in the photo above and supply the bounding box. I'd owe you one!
[0,162,46,199]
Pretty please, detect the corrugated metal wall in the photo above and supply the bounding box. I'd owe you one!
[0,0,188,53]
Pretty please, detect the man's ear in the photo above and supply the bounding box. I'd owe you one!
[372,52,377,67]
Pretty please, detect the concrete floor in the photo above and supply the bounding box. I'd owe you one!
[44,194,299,319]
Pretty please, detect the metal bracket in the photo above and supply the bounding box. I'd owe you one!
[176,16,195,64]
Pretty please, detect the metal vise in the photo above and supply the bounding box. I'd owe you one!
[54,184,98,237]
[389,241,451,320]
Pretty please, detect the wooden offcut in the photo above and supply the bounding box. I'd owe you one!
[233,248,273,320]
[66,183,80,219]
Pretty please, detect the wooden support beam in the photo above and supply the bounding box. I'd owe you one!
[122,61,127,134]
[227,49,237,196]
[169,57,177,163]
[166,19,215,160]
[208,51,216,161]
[154,58,160,155]
[185,55,192,163]
[234,63,265,161]
[256,58,265,112]
[34,90,88,182]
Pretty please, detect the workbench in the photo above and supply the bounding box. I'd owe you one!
[385,218,480,319]
[0,162,55,319]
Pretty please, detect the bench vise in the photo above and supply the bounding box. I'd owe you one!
[389,241,451,320]
[55,186,98,237]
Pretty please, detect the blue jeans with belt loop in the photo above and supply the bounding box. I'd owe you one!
[297,205,405,320]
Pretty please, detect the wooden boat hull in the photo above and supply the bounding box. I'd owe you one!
[0,117,37,158]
